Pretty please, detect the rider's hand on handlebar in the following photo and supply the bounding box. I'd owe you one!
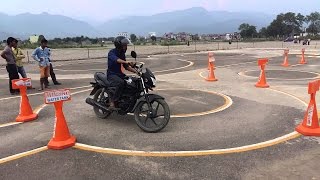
[126,61,135,67]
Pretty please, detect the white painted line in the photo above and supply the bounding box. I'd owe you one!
[216,61,256,68]
[154,59,194,73]
[238,69,320,81]
[0,85,91,101]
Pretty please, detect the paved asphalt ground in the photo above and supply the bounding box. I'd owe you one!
[0,50,320,180]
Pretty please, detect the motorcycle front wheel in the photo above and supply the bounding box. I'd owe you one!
[134,99,170,133]
[93,88,112,119]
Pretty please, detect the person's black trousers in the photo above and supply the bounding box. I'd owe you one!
[6,64,19,93]
[107,75,125,102]
[49,63,58,83]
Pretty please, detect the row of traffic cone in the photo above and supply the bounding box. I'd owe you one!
[205,50,320,137]
[282,48,307,67]
[11,79,75,150]
[256,48,308,88]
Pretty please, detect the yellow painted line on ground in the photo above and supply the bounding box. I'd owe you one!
[0,122,23,128]
[0,146,48,164]
[126,89,232,118]
[169,90,232,118]
[0,104,47,128]
[268,88,308,106]
[0,88,92,128]
[74,86,307,157]
[74,132,300,157]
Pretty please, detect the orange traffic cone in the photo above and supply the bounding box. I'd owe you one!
[16,86,38,122]
[48,101,76,150]
[296,80,320,136]
[208,52,216,70]
[282,49,290,67]
[206,60,218,82]
[299,48,307,64]
[255,59,269,88]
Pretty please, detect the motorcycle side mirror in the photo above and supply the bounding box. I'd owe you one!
[131,51,137,59]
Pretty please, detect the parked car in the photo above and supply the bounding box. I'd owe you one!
[284,37,294,42]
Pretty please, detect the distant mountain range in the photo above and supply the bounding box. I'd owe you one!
[0,7,275,40]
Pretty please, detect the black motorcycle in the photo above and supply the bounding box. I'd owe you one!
[86,51,170,133]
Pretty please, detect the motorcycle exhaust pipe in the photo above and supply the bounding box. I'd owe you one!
[86,98,110,112]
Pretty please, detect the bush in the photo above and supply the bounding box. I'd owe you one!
[160,40,185,46]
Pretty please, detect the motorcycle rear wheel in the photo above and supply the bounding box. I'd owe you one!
[93,88,112,119]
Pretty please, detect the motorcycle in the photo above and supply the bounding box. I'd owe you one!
[86,51,170,133]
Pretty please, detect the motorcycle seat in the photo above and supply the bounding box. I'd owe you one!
[94,72,111,87]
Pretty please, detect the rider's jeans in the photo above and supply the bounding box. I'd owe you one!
[107,75,125,102]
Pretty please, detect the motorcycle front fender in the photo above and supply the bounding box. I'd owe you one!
[132,94,165,112]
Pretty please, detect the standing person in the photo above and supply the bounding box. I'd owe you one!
[1,37,19,95]
[12,41,27,78]
[47,48,61,85]
[31,38,51,91]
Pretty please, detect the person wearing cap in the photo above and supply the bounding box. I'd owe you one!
[107,36,138,110]
[31,38,51,91]
[1,37,20,95]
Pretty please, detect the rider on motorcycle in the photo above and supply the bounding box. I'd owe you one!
[107,36,138,110]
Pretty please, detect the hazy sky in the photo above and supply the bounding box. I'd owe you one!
[1,0,319,22]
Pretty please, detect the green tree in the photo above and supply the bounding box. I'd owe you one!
[259,27,268,38]
[130,34,137,42]
[296,13,306,30]
[238,23,257,38]
[267,14,285,37]
[306,12,320,35]
[266,12,306,38]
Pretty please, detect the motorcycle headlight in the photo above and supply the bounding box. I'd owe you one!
[151,77,156,86]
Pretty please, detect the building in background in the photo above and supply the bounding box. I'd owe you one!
[29,35,39,43]
[117,32,129,38]
[148,32,157,38]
